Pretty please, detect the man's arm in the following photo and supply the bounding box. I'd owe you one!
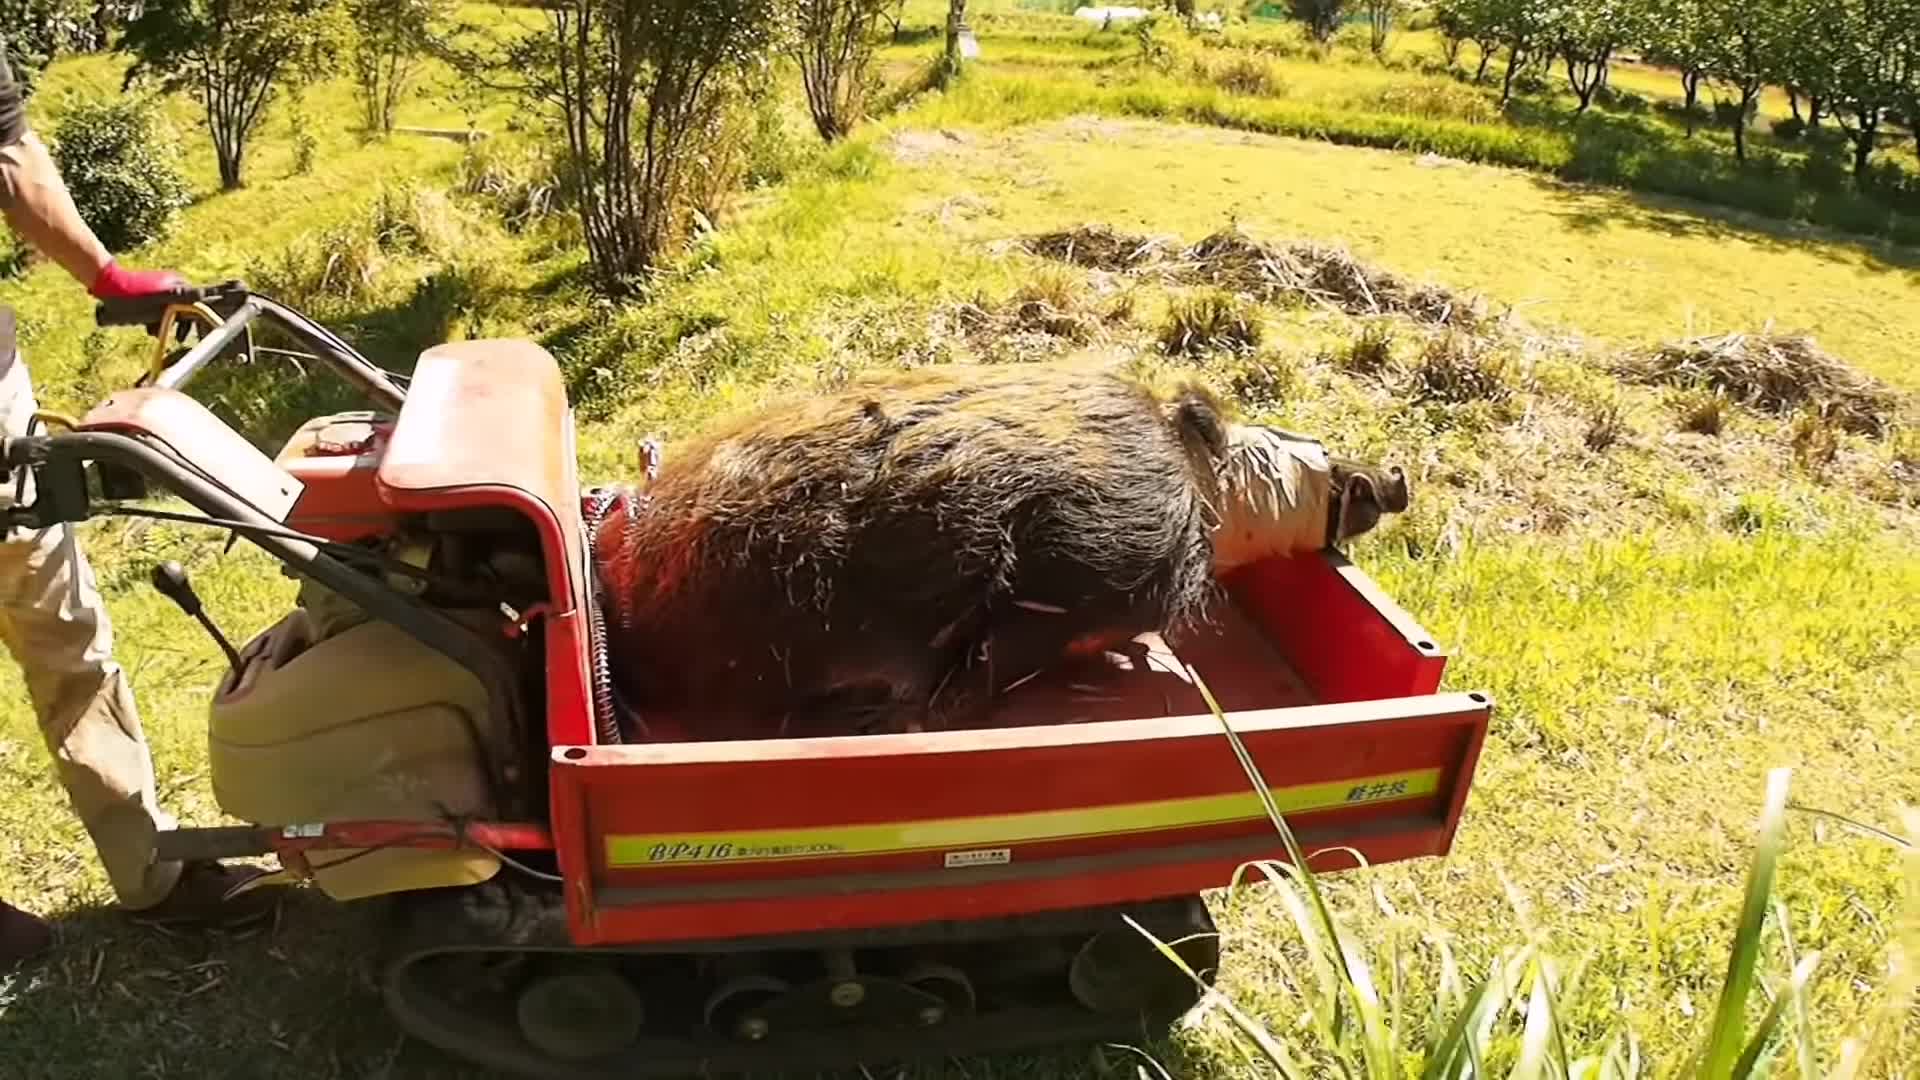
[0,40,182,298]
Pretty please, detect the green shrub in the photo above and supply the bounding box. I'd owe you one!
[245,219,385,316]
[457,139,569,232]
[46,95,192,252]
[1672,385,1731,436]
[1198,50,1286,96]
[1594,84,1650,114]
[1358,81,1498,124]
[1337,319,1396,375]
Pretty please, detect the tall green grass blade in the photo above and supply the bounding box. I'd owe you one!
[1239,860,1345,1048]
[1124,914,1310,1080]
[1100,1042,1177,1080]
[1826,808,1920,1080]
[1507,957,1554,1080]
[1731,951,1822,1079]
[1189,666,1391,1075]
[1543,953,1583,1079]
[1422,948,1520,1080]
[1770,897,1819,1080]
[1698,767,1794,1080]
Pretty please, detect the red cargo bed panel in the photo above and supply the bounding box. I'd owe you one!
[551,692,1490,945]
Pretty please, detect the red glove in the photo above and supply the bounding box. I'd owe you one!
[89,259,187,300]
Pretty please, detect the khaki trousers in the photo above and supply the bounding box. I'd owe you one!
[0,350,179,910]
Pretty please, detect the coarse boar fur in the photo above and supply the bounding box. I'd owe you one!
[591,361,1406,741]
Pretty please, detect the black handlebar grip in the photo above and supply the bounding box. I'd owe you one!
[92,284,212,328]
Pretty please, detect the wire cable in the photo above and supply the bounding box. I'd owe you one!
[92,504,442,585]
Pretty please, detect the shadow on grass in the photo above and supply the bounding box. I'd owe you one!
[1492,101,1920,279]
[1521,170,1920,282]
[3,890,1142,1079]
[0,892,460,1079]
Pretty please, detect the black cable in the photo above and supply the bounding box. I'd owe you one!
[440,811,566,884]
[93,504,440,585]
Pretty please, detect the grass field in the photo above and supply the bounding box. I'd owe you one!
[0,3,1917,1078]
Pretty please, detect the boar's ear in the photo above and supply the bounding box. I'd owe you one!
[1167,387,1229,460]
[1330,462,1410,544]
[1374,465,1409,513]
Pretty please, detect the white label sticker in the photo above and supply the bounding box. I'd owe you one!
[944,848,1011,869]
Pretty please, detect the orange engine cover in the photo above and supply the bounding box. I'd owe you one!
[275,412,400,542]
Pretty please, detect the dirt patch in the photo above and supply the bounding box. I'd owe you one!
[1020,223,1488,327]
[1613,331,1908,438]
[884,128,978,166]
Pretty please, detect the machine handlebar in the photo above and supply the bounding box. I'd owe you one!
[92,279,250,329]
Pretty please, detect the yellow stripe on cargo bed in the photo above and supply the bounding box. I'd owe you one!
[604,767,1439,868]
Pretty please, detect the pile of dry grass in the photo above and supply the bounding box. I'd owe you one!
[1179,228,1480,326]
[1614,332,1904,438]
[1021,223,1484,327]
[945,272,1122,362]
[1021,224,1180,272]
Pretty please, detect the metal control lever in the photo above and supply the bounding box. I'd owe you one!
[151,561,243,676]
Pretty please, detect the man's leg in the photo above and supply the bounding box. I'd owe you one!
[0,351,272,927]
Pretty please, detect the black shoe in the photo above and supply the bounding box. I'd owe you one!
[0,899,53,966]
[124,861,279,930]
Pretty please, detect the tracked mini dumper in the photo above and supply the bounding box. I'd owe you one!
[0,284,1493,1077]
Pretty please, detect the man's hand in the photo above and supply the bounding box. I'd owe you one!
[89,260,187,301]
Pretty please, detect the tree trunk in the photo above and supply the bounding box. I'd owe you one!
[944,0,967,72]
[1808,95,1823,128]
[1729,87,1756,163]
[1682,70,1701,136]
[1474,43,1493,83]
[1500,46,1524,107]
[1565,45,1611,113]
[216,136,244,189]
[1850,108,1878,183]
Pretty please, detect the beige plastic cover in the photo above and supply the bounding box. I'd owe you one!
[1209,425,1333,575]
[208,609,504,901]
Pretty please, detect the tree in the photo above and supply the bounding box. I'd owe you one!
[1547,0,1641,113]
[791,0,892,141]
[1435,0,1508,81]
[451,0,785,297]
[1642,0,1714,134]
[1433,1,1469,66]
[1485,0,1546,106]
[1701,0,1793,162]
[1805,0,1916,183]
[1900,17,1920,162]
[1363,0,1402,57]
[119,0,350,190]
[943,0,968,73]
[348,0,449,136]
[0,0,96,93]
[1289,0,1350,45]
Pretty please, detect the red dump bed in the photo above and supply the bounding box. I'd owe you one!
[94,339,1491,952]
[551,551,1491,947]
